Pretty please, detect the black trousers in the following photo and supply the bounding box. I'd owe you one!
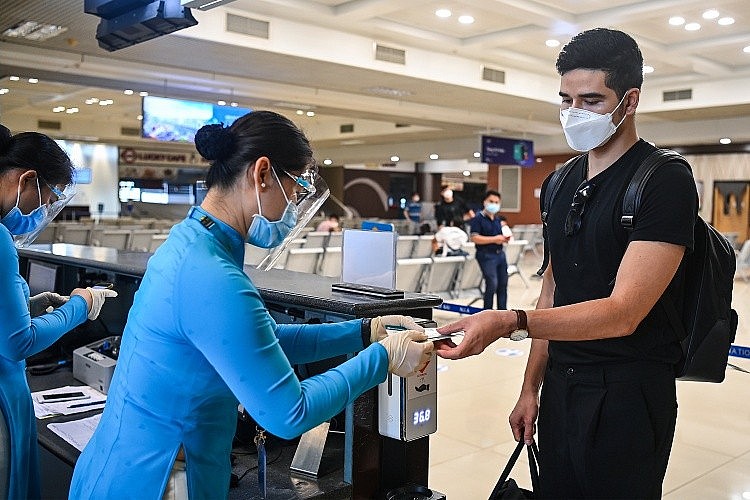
[537,359,677,499]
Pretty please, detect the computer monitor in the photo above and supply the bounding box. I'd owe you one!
[27,261,59,295]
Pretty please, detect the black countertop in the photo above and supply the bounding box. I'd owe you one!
[19,244,442,317]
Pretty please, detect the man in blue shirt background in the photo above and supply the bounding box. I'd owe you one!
[469,190,512,310]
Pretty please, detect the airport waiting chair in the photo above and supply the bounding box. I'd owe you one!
[244,243,271,267]
[303,231,332,248]
[284,247,324,274]
[396,236,418,259]
[34,223,57,244]
[455,256,484,306]
[412,235,435,258]
[98,230,131,250]
[317,246,342,278]
[423,255,466,299]
[59,225,91,245]
[505,240,529,288]
[396,258,431,293]
[327,232,343,248]
[129,229,163,252]
[148,234,169,253]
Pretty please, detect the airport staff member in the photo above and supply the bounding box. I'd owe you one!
[0,125,115,500]
[69,111,433,499]
[436,29,696,498]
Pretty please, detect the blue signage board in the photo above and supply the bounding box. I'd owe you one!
[481,135,535,167]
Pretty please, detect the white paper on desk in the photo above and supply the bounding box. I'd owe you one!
[32,385,106,418]
[47,414,102,452]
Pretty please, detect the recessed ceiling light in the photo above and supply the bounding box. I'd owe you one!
[435,9,451,18]
[98,100,108,106]
[65,107,79,114]
[458,15,474,25]
[390,155,400,162]
[323,159,333,165]
[216,100,225,105]
[296,110,304,115]
[462,170,471,177]
[429,153,439,160]
[669,16,685,26]
[0,88,9,95]
[230,102,238,107]
[139,91,148,97]
[744,45,750,53]
[643,65,655,74]
[684,22,701,31]
[137,114,143,121]
[123,89,133,95]
[52,106,65,112]
[536,157,543,163]
[85,99,95,105]
[2,21,67,41]
[473,151,481,158]
[364,86,413,98]
[545,39,560,48]
[702,9,720,20]
[720,137,731,144]
[306,111,315,117]
[28,78,38,84]
[718,17,734,26]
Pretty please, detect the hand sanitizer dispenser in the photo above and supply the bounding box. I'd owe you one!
[378,352,438,441]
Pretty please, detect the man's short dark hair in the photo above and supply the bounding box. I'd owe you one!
[484,190,501,201]
[556,28,643,99]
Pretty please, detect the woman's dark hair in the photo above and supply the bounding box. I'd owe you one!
[194,111,314,190]
[0,125,74,185]
[556,28,643,99]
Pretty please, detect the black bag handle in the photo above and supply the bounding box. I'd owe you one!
[489,439,540,498]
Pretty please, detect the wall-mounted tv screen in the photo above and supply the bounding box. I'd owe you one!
[142,96,251,143]
[73,167,92,184]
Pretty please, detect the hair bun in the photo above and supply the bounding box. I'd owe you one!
[195,123,234,161]
[0,125,12,153]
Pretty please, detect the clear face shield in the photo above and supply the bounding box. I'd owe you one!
[256,167,330,271]
[13,181,77,248]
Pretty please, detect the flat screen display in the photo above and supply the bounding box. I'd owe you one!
[142,95,251,143]
[27,261,58,296]
[73,167,92,184]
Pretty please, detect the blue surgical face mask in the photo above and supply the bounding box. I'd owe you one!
[1,177,47,236]
[247,167,299,248]
[485,202,501,214]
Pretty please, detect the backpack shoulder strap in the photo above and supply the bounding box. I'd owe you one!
[537,154,585,275]
[621,148,691,230]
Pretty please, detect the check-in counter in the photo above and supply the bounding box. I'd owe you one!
[19,243,443,499]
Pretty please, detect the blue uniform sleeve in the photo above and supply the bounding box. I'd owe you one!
[174,257,387,440]
[274,320,365,365]
[0,230,88,361]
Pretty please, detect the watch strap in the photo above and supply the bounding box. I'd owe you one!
[512,309,528,332]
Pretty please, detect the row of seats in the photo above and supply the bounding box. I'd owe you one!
[36,222,170,252]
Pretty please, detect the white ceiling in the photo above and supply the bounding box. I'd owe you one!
[1,0,750,165]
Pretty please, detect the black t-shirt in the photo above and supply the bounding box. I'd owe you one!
[542,139,698,365]
[435,198,469,227]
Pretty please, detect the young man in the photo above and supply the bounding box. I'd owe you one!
[469,190,513,309]
[435,28,697,498]
[434,185,473,228]
[403,192,423,234]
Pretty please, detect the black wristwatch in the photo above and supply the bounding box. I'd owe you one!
[510,309,529,341]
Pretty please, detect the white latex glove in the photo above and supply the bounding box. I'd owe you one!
[85,287,118,320]
[370,315,425,343]
[378,330,433,377]
[29,292,69,317]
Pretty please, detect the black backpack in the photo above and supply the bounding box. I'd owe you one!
[539,148,738,382]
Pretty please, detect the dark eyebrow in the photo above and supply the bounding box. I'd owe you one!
[559,91,606,99]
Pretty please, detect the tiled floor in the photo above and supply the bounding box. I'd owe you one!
[427,253,750,499]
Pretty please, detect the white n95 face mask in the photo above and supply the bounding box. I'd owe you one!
[559,93,628,152]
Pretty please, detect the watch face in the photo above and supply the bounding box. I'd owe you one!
[510,329,528,341]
